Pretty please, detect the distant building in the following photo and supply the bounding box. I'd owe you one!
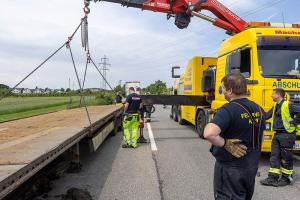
[44,88,53,94]
[12,88,22,94]
[22,88,32,94]
[53,89,62,94]
[33,87,43,94]
[9,87,61,95]
[87,88,101,93]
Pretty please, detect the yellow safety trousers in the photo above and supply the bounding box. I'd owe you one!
[123,114,139,147]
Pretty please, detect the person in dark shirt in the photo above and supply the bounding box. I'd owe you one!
[204,73,265,200]
[115,92,123,104]
[122,87,143,148]
[260,88,300,187]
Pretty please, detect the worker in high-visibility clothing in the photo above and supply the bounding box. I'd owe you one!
[261,88,300,187]
[122,87,143,148]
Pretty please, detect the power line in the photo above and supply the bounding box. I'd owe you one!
[241,0,286,17]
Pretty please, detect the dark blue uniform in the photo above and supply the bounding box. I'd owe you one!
[210,98,265,200]
[266,101,300,180]
[125,93,142,113]
[115,95,122,104]
[123,93,142,148]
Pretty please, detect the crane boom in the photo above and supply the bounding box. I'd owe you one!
[96,0,248,34]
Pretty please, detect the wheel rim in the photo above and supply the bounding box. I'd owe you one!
[173,107,177,119]
[178,109,181,121]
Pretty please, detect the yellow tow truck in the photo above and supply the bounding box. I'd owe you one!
[171,27,300,152]
[98,0,300,152]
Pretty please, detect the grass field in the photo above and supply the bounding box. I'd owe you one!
[0,96,100,123]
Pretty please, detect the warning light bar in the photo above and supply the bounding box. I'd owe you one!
[247,22,300,28]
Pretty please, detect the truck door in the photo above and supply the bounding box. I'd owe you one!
[226,47,256,101]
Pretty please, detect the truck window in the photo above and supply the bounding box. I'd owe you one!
[257,36,300,78]
[226,48,251,77]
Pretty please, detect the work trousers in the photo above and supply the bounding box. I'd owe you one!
[122,114,139,147]
[214,161,258,200]
[145,105,153,119]
[269,132,296,178]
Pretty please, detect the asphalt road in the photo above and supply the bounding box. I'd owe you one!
[46,106,300,200]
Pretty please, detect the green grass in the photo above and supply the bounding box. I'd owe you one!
[0,96,101,123]
[0,104,69,122]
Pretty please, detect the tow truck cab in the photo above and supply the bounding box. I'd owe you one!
[212,27,300,152]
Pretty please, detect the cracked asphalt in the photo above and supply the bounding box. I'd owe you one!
[46,106,300,200]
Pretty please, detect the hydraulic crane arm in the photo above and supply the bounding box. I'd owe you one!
[95,0,248,34]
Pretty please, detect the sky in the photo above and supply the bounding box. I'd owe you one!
[0,0,299,90]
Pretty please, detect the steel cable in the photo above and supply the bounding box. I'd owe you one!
[0,16,87,102]
[79,56,90,106]
[68,45,92,125]
[89,57,115,92]
[0,42,66,102]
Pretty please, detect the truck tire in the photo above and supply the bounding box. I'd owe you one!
[172,106,178,122]
[111,116,122,136]
[178,108,186,125]
[111,126,118,136]
[196,110,206,139]
[170,106,174,119]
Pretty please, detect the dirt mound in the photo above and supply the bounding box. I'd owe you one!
[62,188,93,200]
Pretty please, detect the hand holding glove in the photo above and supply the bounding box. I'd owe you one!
[223,139,247,158]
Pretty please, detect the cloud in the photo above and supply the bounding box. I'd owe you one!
[0,0,298,89]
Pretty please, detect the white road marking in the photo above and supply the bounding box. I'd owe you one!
[147,123,157,151]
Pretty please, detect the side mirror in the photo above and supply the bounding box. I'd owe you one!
[172,66,180,78]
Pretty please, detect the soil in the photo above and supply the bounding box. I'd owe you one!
[0,105,121,146]
[61,188,93,200]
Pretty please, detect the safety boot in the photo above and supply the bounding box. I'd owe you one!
[277,176,292,187]
[260,177,278,187]
[137,136,147,143]
[122,144,131,148]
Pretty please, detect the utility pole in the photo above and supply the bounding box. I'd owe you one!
[99,55,111,90]
[68,78,71,90]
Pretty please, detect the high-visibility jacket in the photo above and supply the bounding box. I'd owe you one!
[272,101,300,133]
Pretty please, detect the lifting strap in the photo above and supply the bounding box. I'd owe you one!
[231,101,263,150]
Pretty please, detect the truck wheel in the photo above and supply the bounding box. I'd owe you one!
[112,116,122,136]
[178,108,186,125]
[173,106,178,122]
[111,126,118,136]
[196,110,206,139]
[170,106,174,119]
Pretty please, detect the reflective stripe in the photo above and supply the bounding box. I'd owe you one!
[281,167,293,175]
[269,167,281,174]
[126,113,139,116]
[272,101,298,133]
[281,101,296,133]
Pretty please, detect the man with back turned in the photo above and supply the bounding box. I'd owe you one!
[204,73,266,200]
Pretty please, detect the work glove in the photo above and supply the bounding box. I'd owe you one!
[223,139,247,158]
